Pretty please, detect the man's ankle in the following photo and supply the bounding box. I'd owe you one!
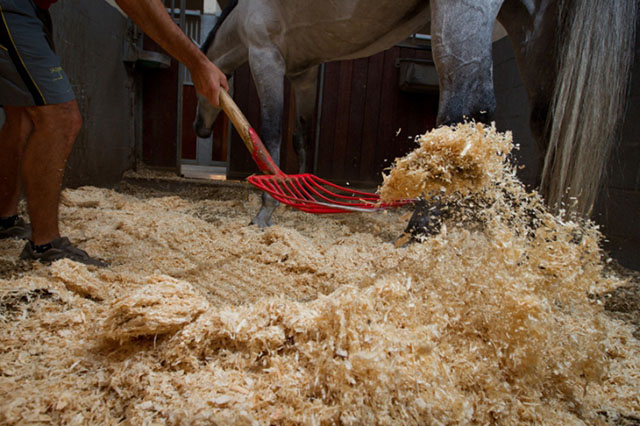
[30,233,61,246]
[27,239,55,254]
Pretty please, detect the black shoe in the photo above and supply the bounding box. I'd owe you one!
[0,216,31,240]
[19,237,108,267]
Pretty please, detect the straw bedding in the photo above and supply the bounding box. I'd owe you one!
[0,124,638,424]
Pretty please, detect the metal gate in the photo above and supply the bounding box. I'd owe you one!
[167,0,229,180]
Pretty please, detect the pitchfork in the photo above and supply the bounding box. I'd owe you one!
[219,90,413,213]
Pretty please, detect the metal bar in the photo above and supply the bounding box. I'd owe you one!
[394,42,432,51]
[167,8,202,17]
[395,58,435,66]
[181,159,229,168]
[175,0,187,175]
[413,33,432,41]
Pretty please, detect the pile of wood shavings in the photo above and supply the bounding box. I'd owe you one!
[0,138,639,424]
[380,122,512,201]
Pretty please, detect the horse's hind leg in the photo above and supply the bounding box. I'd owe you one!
[290,66,319,173]
[403,0,504,239]
[430,0,503,125]
[248,46,286,228]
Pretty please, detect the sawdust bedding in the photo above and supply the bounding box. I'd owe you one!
[1,123,639,425]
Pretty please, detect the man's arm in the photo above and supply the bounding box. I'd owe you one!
[115,0,229,107]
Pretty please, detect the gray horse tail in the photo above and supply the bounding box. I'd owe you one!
[200,0,238,54]
[541,0,637,216]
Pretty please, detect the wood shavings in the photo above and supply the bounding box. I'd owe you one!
[0,130,639,424]
[49,259,108,300]
[380,122,512,201]
[102,275,210,343]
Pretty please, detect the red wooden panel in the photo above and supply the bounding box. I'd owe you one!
[343,57,370,181]
[317,62,341,177]
[330,60,354,177]
[393,47,437,158]
[391,47,419,162]
[211,112,228,162]
[358,51,385,181]
[181,85,197,160]
[142,37,178,168]
[313,45,439,185]
[373,47,402,176]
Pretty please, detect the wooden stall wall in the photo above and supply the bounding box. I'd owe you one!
[316,46,437,186]
[48,0,136,187]
[141,38,179,168]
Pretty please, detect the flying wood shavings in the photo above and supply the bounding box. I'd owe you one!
[380,122,512,201]
[0,131,639,424]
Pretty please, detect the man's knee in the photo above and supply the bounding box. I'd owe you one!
[26,100,82,142]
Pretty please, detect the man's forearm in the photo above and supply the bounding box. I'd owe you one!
[115,0,208,71]
[115,0,228,107]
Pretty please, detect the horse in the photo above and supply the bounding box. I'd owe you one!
[195,0,636,231]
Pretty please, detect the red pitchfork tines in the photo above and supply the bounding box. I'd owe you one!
[219,90,413,214]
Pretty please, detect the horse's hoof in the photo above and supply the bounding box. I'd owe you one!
[249,218,273,228]
[194,125,213,139]
[402,200,445,242]
[250,208,274,228]
[193,116,213,138]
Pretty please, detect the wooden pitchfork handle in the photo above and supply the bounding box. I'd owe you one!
[218,90,283,176]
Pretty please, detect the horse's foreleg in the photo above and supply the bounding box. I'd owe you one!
[248,46,286,228]
[290,66,319,173]
[430,0,503,125]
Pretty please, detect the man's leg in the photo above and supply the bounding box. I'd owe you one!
[22,99,81,245]
[17,99,106,267]
[0,106,33,217]
[0,3,105,266]
[0,106,32,239]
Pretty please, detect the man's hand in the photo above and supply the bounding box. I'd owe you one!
[116,0,229,107]
[191,58,229,109]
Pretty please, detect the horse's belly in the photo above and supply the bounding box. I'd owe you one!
[273,1,429,70]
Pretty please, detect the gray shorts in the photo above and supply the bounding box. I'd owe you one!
[0,0,74,106]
